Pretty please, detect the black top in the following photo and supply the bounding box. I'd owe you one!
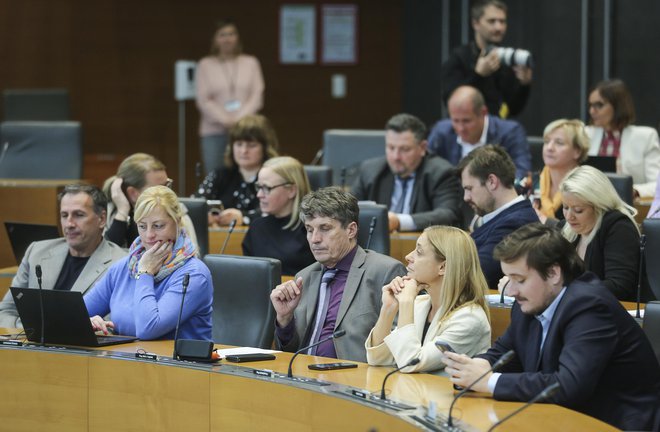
[53,254,90,291]
[105,211,138,248]
[196,166,260,222]
[242,215,316,276]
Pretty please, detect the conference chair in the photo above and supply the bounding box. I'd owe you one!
[203,254,280,348]
[2,88,70,121]
[0,121,82,179]
[178,197,209,257]
[322,129,385,186]
[643,301,660,365]
[304,165,332,191]
[605,173,633,205]
[527,136,544,173]
[643,219,660,301]
[357,202,390,255]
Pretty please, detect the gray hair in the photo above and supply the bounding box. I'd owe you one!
[300,187,359,228]
[58,184,108,216]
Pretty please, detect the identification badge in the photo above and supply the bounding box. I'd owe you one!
[225,100,241,112]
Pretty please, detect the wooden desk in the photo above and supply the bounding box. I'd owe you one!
[0,337,615,431]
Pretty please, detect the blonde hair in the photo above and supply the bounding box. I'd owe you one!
[559,165,639,245]
[543,119,590,164]
[423,226,490,323]
[134,186,183,236]
[262,156,311,230]
[102,153,165,198]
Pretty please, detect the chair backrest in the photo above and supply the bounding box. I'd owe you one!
[304,165,332,191]
[643,219,660,301]
[528,136,544,173]
[0,121,82,179]
[643,301,660,365]
[3,88,70,121]
[203,254,280,348]
[322,129,385,186]
[178,197,209,257]
[357,203,390,255]
[605,172,633,205]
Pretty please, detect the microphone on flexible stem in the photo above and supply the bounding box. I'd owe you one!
[365,216,377,250]
[172,273,191,359]
[487,382,561,432]
[35,265,45,345]
[0,142,9,168]
[380,357,420,400]
[447,350,515,427]
[220,219,237,254]
[193,162,203,196]
[500,279,510,304]
[340,167,346,190]
[287,329,346,378]
[310,148,324,165]
[636,234,647,320]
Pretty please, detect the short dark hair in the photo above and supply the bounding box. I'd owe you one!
[58,184,108,216]
[471,0,507,21]
[300,187,359,228]
[493,223,585,284]
[385,113,427,142]
[457,144,516,188]
[591,79,636,130]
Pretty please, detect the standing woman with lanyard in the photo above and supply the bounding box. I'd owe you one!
[196,19,265,174]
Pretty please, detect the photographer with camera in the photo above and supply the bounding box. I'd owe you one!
[441,0,533,118]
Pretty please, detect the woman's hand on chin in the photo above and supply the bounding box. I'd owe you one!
[139,240,173,276]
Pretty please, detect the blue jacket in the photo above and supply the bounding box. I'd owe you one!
[427,115,531,179]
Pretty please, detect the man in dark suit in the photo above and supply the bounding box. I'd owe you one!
[270,187,405,362]
[443,224,660,431]
[427,86,530,179]
[352,113,462,232]
[457,145,537,288]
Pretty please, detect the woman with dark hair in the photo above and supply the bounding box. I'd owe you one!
[196,114,279,226]
[586,79,660,197]
[196,20,265,174]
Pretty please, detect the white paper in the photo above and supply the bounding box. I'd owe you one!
[280,5,316,64]
[486,294,515,305]
[216,347,281,357]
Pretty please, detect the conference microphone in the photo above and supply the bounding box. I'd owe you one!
[380,357,420,400]
[486,381,561,432]
[220,219,237,254]
[447,350,515,427]
[287,329,346,378]
[35,265,45,345]
[0,142,9,168]
[172,273,190,359]
[365,216,377,250]
[636,234,647,321]
[310,148,324,165]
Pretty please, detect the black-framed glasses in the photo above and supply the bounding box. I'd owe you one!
[254,182,291,194]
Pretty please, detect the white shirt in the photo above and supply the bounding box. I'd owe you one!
[458,115,490,159]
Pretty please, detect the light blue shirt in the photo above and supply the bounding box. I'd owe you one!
[390,173,417,231]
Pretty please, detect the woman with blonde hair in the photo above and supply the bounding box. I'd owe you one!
[537,119,590,221]
[85,186,213,340]
[242,156,315,275]
[558,165,645,301]
[366,226,491,373]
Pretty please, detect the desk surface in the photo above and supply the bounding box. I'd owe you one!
[0,332,616,432]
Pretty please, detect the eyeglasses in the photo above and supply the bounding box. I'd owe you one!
[588,101,606,110]
[254,182,291,194]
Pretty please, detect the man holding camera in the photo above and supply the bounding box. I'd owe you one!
[441,0,532,118]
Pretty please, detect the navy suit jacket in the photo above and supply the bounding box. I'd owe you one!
[471,199,538,288]
[479,273,660,431]
[427,115,531,179]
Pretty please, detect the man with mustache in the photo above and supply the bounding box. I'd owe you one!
[0,184,126,328]
[270,187,405,362]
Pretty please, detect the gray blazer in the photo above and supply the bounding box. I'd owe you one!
[277,246,406,362]
[0,238,127,328]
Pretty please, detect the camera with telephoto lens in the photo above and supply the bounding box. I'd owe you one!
[486,45,534,68]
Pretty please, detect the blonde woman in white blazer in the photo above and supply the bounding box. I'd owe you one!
[586,79,660,198]
[365,226,491,373]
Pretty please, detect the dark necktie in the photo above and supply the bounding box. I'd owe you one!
[394,177,411,214]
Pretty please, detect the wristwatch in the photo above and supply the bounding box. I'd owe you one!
[135,270,152,280]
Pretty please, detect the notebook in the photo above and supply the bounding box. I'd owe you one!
[10,287,138,347]
[4,222,60,264]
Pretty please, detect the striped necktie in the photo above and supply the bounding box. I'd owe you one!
[308,268,338,355]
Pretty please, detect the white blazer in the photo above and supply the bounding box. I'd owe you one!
[585,125,660,198]
[365,295,491,373]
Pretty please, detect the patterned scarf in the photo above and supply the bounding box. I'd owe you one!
[127,228,197,282]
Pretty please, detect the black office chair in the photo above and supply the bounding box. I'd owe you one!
[322,129,386,186]
[527,136,544,173]
[178,197,209,257]
[643,219,660,301]
[304,165,332,191]
[2,88,70,121]
[203,254,280,348]
[357,203,390,255]
[0,121,82,179]
[605,173,634,206]
[643,301,660,365]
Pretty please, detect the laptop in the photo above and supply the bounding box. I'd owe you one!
[583,156,617,173]
[4,222,60,264]
[10,287,138,347]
